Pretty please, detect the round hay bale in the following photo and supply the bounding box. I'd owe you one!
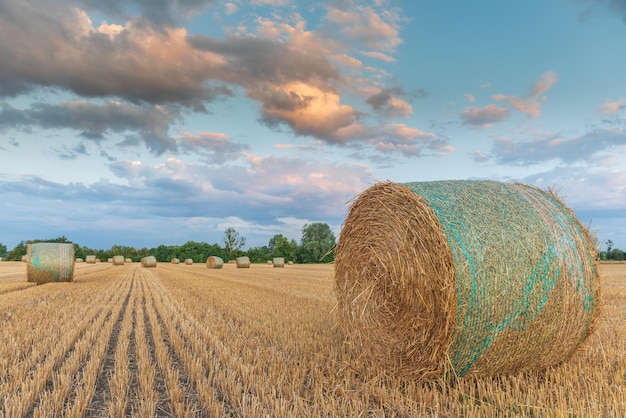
[22,255,27,262]
[112,255,125,266]
[85,255,96,264]
[228,259,236,264]
[141,256,157,268]
[206,256,224,269]
[287,261,293,265]
[107,258,113,263]
[236,256,251,268]
[267,260,272,265]
[27,243,75,284]
[184,258,193,265]
[335,180,600,379]
[125,258,132,263]
[272,257,285,268]
[171,258,180,264]
[75,258,83,263]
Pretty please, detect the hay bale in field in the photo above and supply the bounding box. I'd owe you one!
[335,180,600,380]
[125,258,132,263]
[171,258,180,264]
[228,260,236,264]
[184,258,193,265]
[85,255,96,264]
[141,256,157,268]
[267,260,272,264]
[236,256,251,268]
[75,258,83,263]
[287,261,293,265]
[22,255,27,262]
[112,255,124,266]
[206,256,224,269]
[108,258,113,263]
[273,257,285,268]
[27,243,75,284]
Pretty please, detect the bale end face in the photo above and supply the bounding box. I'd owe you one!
[206,256,224,269]
[334,182,456,379]
[236,256,251,268]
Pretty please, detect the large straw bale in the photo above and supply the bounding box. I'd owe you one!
[272,257,285,267]
[27,243,75,284]
[141,256,157,268]
[236,256,251,268]
[335,180,600,379]
[184,258,193,265]
[85,255,96,264]
[112,255,124,266]
[206,256,224,269]
[171,258,180,264]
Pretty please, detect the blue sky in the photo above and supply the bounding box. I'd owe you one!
[1,0,626,251]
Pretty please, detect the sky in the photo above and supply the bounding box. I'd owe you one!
[1,0,626,252]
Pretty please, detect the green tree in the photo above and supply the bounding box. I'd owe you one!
[224,227,246,259]
[7,241,27,261]
[268,234,298,262]
[0,242,7,258]
[299,222,336,263]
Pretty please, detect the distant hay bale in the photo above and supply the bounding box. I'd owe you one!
[287,261,293,265]
[141,256,157,268]
[27,243,75,284]
[228,260,236,264]
[272,257,285,268]
[267,260,272,264]
[184,258,193,265]
[335,180,600,380]
[206,256,224,269]
[22,255,27,262]
[236,256,251,268]
[125,258,132,263]
[171,258,180,264]
[108,258,113,263]
[86,255,96,264]
[75,258,83,263]
[112,256,124,266]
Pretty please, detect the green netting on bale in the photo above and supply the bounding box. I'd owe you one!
[27,243,75,284]
[403,180,598,376]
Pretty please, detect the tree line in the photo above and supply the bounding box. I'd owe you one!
[600,240,626,261]
[0,222,336,264]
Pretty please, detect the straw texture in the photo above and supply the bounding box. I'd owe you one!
[171,258,180,264]
[273,257,285,268]
[184,259,193,265]
[86,255,96,264]
[112,256,124,266]
[335,180,599,379]
[206,256,224,269]
[27,243,75,284]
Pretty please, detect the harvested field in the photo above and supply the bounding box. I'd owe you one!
[0,261,624,416]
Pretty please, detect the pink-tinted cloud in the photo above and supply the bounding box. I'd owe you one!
[461,104,510,128]
[325,5,402,52]
[599,98,626,115]
[493,71,558,118]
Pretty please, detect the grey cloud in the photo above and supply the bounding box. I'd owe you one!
[78,0,217,26]
[0,101,178,155]
[461,105,510,128]
[492,128,626,166]
[0,0,231,106]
